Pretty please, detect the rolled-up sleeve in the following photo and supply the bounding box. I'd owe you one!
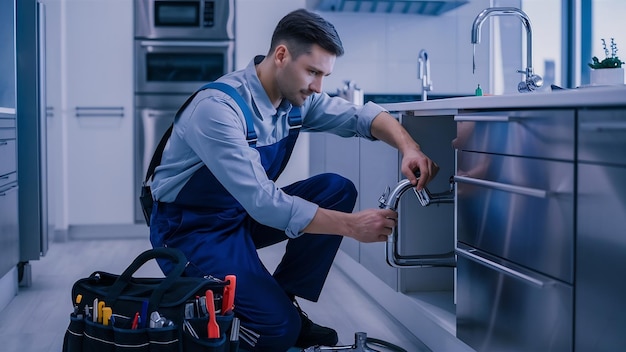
[302,92,387,139]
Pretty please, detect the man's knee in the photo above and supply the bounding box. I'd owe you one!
[316,173,357,212]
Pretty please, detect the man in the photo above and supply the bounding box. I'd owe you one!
[149,8,438,352]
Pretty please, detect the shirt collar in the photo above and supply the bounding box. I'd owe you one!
[244,55,293,119]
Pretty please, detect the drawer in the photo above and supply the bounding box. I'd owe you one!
[456,244,573,352]
[0,172,16,189]
[454,109,575,160]
[0,138,17,176]
[578,108,626,166]
[456,151,574,283]
[0,119,16,139]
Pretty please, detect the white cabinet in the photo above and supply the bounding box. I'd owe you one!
[357,137,399,289]
[45,0,134,226]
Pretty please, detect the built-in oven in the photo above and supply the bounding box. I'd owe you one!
[135,0,234,40]
[134,40,234,94]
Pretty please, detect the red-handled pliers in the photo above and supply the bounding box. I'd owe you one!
[221,275,236,315]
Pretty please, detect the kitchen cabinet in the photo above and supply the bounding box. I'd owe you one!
[455,109,575,351]
[45,0,134,225]
[0,0,18,282]
[576,108,626,351]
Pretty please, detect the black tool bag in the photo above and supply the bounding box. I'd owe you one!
[62,247,239,352]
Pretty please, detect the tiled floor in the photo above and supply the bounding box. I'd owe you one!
[0,237,431,352]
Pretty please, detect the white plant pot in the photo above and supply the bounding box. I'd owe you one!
[590,67,625,86]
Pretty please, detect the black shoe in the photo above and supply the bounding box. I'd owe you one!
[292,299,339,348]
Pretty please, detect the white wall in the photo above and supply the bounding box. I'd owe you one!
[235,0,490,96]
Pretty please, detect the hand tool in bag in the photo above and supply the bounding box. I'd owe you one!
[139,300,149,328]
[92,298,98,323]
[131,312,140,329]
[206,290,220,338]
[102,307,112,326]
[97,300,106,323]
[222,274,236,314]
[73,295,83,318]
[302,332,407,352]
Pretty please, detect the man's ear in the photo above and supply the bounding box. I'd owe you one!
[274,44,290,67]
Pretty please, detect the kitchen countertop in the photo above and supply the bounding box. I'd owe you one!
[380,85,626,115]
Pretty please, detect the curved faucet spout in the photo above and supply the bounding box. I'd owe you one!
[471,7,542,92]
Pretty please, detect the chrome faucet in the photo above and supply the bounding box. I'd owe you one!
[417,49,432,101]
[471,7,543,93]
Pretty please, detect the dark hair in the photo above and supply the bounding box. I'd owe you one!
[269,9,344,58]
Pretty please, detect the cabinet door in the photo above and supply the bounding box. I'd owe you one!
[0,181,19,278]
[358,138,399,289]
[64,0,134,224]
[576,108,626,350]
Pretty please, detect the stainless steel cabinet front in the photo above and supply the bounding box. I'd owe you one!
[576,161,626,350]
[456,151,575,283]
[578,108,626,166]
[456,244,573,352]
[454,109,575,161]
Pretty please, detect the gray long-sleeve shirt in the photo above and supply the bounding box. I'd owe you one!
[151,56,386,238]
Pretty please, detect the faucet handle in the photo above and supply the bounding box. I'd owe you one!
[516,69,543,92]
[378,186,391,209]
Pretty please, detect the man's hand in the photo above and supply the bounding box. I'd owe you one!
[345,209,398,243]
[370,112,440,190]
[401,148,439,191]
[303,208,398,243]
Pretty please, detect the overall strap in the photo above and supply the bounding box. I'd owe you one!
[287,107,302,130]
[143,82,257,185]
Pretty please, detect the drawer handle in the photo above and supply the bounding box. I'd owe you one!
[454,115,516,122]
[75,106,124,118]
[456,247,546,287]
[454,175,547,198]
[580,121,626,132]
[0,184,18,196]
[0,141,8,146]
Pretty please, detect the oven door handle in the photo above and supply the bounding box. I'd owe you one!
[139,40,233,48]
[454,175,548,198]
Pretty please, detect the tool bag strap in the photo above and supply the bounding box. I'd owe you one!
[104,247,188,314]
[142,82,258,186]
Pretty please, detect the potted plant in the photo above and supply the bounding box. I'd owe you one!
[588,38,625,86]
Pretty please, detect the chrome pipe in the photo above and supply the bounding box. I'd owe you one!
[378,176,456,268]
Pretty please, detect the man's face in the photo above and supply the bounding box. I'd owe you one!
[277,44,336,107]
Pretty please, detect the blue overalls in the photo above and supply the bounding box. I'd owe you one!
[150,83,357,352]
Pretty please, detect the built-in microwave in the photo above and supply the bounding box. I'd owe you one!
[135,0,234,40]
